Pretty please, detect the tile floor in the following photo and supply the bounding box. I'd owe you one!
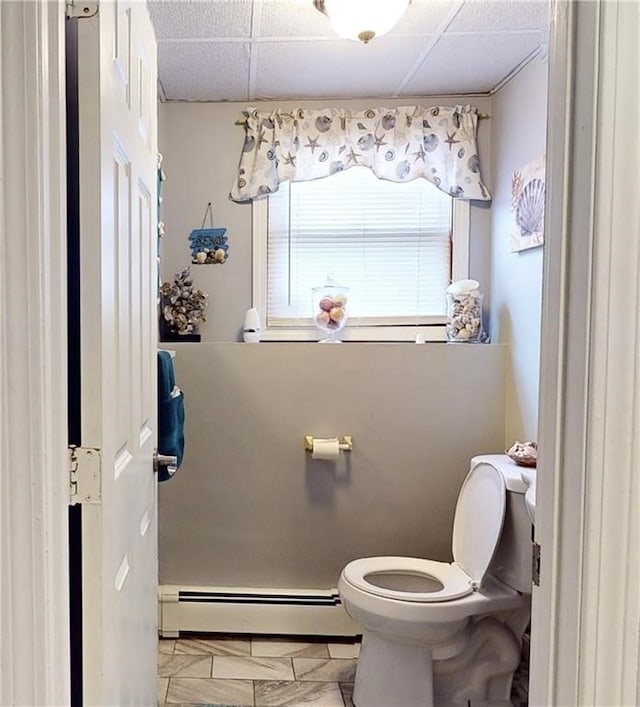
[158,633,530,706]
[158,635,359,706]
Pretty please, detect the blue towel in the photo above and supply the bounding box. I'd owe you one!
[157,350,185,482]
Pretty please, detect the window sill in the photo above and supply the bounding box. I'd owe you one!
[258,326,447,343]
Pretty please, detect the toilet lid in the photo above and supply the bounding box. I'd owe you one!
[341,556,475,602]
[452,461,506,587]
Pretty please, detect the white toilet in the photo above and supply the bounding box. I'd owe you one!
[338,454,532,707]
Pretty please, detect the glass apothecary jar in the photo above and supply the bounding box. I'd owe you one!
[445,279,484,343]
[312,275,349,343]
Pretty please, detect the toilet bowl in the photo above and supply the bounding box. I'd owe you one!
[338,454,533,707]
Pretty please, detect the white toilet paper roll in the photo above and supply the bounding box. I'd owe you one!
[311,438,340,461]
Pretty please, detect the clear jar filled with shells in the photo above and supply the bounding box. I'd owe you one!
[445,279,484,343]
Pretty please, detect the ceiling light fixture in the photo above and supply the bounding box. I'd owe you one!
[313,0,411,44]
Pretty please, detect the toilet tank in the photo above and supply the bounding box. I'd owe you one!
[471,455,533,594]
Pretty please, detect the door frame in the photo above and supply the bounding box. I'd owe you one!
[0,1,70,705]
[532,0,640,704]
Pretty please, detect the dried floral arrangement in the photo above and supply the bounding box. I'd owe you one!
[160,267,208,335]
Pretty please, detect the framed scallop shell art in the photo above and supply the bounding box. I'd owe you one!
[511,155,546,252]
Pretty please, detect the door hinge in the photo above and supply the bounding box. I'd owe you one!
[66,1,99,19]
[532,541,541,586]
[69,446,102,505]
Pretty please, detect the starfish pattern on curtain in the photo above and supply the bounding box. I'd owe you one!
[229,105,491,203]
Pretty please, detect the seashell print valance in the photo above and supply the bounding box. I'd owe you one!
[229,105,491,203]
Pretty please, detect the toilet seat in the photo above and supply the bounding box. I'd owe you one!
[341,462,508,605]
[342,556,475,603]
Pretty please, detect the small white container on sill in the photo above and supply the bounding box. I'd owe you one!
[243,307,261,343]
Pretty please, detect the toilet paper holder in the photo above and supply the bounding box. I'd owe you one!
[304,435,353,452]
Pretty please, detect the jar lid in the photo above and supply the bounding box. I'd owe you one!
[312,273,349,292]
[447,279,480,296]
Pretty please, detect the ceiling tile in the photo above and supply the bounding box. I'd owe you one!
[256,0,337,38]
[149,0,551,101]
[447,0,549,34]
[158,42,250,101]
[148,0,253,40]
[253,35,431,100]
[256,0,459,39]
[400,31,542,95]
[391,1,463,35]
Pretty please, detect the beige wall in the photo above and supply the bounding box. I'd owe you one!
[488,59,548,444]
[159,343,506,588]
[155,92,543,591]
[158,95,493,343]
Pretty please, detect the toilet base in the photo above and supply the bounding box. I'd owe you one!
[433,614,527,706]
[351,609,530,707]
[353,632,435,707]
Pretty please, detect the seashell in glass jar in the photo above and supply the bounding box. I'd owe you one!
[445,290,484,343]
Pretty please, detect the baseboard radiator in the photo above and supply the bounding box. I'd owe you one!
[158,585,361,638]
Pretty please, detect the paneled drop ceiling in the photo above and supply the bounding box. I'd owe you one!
[148,0,549,102]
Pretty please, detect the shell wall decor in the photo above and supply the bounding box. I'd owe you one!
[189,202,230,264]
[189,227,229,264]
[511,155,546,252]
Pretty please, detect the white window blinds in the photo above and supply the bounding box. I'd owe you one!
[266,166,452,327]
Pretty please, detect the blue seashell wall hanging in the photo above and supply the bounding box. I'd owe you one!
[189,202,229,265]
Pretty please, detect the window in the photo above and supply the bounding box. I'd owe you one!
[252,167,470,341]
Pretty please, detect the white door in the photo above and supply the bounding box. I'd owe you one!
[75,2,158,704]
